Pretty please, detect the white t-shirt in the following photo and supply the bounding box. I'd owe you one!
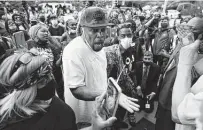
[62,36,107,123]
[175,78,203,130]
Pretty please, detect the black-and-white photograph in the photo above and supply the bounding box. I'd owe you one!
[0,0,203,130]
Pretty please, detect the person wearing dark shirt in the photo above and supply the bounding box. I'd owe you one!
[48,15,64,36]
[133,51,161,113]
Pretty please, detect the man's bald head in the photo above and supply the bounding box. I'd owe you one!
[187,17,203,34]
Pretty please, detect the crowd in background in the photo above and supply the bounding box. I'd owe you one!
[0,1,203,130]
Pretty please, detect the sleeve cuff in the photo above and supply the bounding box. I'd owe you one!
[177,93,200,125]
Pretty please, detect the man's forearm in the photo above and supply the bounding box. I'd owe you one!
[172,64,192,121]
[70,86,103,101]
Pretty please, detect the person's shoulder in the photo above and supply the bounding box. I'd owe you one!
[103,44,119,52]
[151,62,160,69]
[65,36,83,47]
[27,39,37,49]
[51,97,75,115]
[63,36,85,54]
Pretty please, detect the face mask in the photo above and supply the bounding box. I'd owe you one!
[143,61,151,66]
[161,23,168,28]
[69,29,76,35]
[39,17,45,23]
[120,37,132,50]
[36,79,56,100]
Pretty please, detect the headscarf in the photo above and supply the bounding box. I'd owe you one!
[0,51,52,99]
[28,24,45,42]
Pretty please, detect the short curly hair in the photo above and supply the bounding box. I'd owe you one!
[144,51,153,58]
[117,22,133,36]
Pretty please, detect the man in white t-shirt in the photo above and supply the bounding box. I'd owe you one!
[62,7,140,129]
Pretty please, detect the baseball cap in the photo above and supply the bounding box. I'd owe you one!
[80,7,113,28]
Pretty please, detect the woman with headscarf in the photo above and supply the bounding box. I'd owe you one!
[27,24,64,101]
[0,51,116,130]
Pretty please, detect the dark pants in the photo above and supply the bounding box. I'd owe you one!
[155,104,175,130]
[115,106,126,121]
[53,67,65,101]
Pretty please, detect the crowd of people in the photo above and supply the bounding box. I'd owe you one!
[0,1,203,130]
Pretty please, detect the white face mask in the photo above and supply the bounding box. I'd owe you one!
[120,37,132,50]
[69,29,76,35]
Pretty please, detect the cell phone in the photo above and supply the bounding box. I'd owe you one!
[103,77,122,118]
[13,31,28,49]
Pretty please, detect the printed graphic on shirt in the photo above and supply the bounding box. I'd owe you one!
[36,47,54,66]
